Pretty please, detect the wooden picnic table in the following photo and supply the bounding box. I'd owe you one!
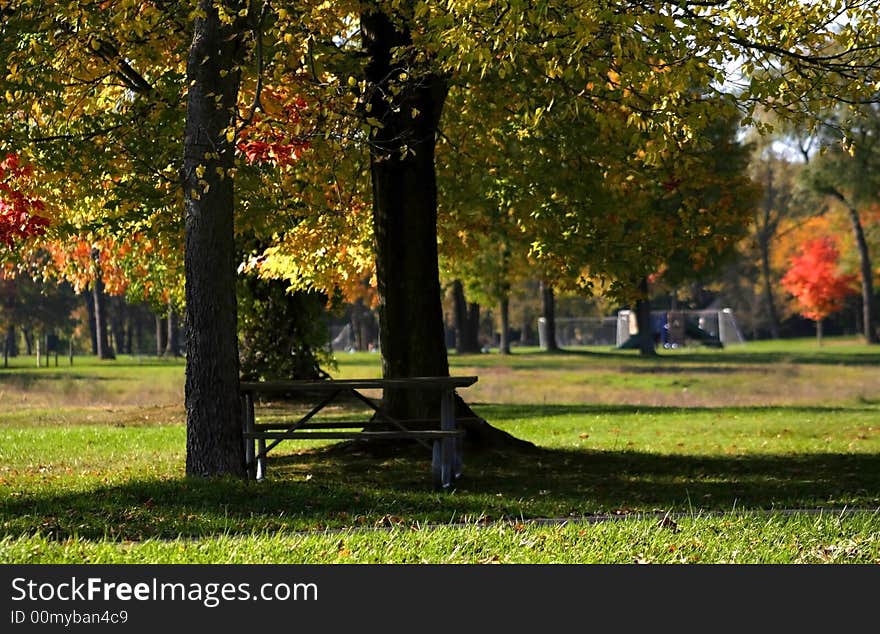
[239,376,478,490]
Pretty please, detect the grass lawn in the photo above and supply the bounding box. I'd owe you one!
[1,337,879,563]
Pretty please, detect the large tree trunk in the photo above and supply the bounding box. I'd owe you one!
[452,281,482,354]
[91,247,115,360]
[498,295,511,355]
[635,277,657,356]
[362,9,450,421]
[466,303,481,352]
[540,280,559,351]
[182,0,247,477]
[361,9,531,450]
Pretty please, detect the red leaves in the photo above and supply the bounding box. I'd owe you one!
[781,236,856,321]
[0,153,49,248]
[237,90,310,166]
[237,137,310,166]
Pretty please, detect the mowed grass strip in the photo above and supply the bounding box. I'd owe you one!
[2,512,878,564]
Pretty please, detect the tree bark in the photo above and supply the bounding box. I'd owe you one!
[452,281,482,354]
[759,243,781,339]
[540,280,559,351]
[182,0,247,477]
[466,303,481,352]
[756,162,781,339]
[635,277,657,356]
[361,9,531,450]
[22,328,32,355]
[91,248,115,360]
[84,291,98,355]
[817,318,823,346]
[155,311,167,356]
[498,295,511,355]
[362,9,450,421]
[5,325,16,358]
[838,196,877,343]
[125,310,134,355]
[166,303,180,357]
[111,296,126,357]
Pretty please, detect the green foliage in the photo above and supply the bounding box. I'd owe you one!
[237,275,333,381]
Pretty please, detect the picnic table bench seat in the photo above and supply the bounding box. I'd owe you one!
[239,376,478,490]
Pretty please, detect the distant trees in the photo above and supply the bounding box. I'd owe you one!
[803,105,880,343]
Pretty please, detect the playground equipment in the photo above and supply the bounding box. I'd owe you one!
[616,308,745,349]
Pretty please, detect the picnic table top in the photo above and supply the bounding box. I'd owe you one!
[240,376,478,393]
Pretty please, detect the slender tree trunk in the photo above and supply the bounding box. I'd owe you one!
[452,280,467,354]
[83,292,97,355]
[635,277,657,356]
[183,0,246,477]
[22,328,32,355]
[155,312,167,356]
[111,296,126,357]
[166,304,180,357]
[540,280,559,351]
[91,247,115,360]
[4,325,15,360]
[125,311,134,354]
[498,295,511,355]
[3,334,7,368]
[845,204,877,343]
[817,318,823,346]
[759,235,781,339]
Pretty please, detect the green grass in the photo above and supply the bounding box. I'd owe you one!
[1,338,879,563]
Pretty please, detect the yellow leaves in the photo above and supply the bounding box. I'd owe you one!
[195,165,206,178]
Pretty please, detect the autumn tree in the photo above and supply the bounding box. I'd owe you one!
[781,236,857,344]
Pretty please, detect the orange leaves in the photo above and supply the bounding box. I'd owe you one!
[781,236,857,322]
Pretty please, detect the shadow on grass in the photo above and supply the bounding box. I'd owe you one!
[453,347,880,369]
[3,445,878,541]
[471,402,880,421]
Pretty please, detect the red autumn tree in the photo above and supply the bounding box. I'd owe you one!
[780,236,857,344]
[0,154,49,249]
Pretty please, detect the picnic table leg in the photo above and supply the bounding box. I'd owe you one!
[432,388,457,490]
[242,393,256,480]
[256,436,267,481]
